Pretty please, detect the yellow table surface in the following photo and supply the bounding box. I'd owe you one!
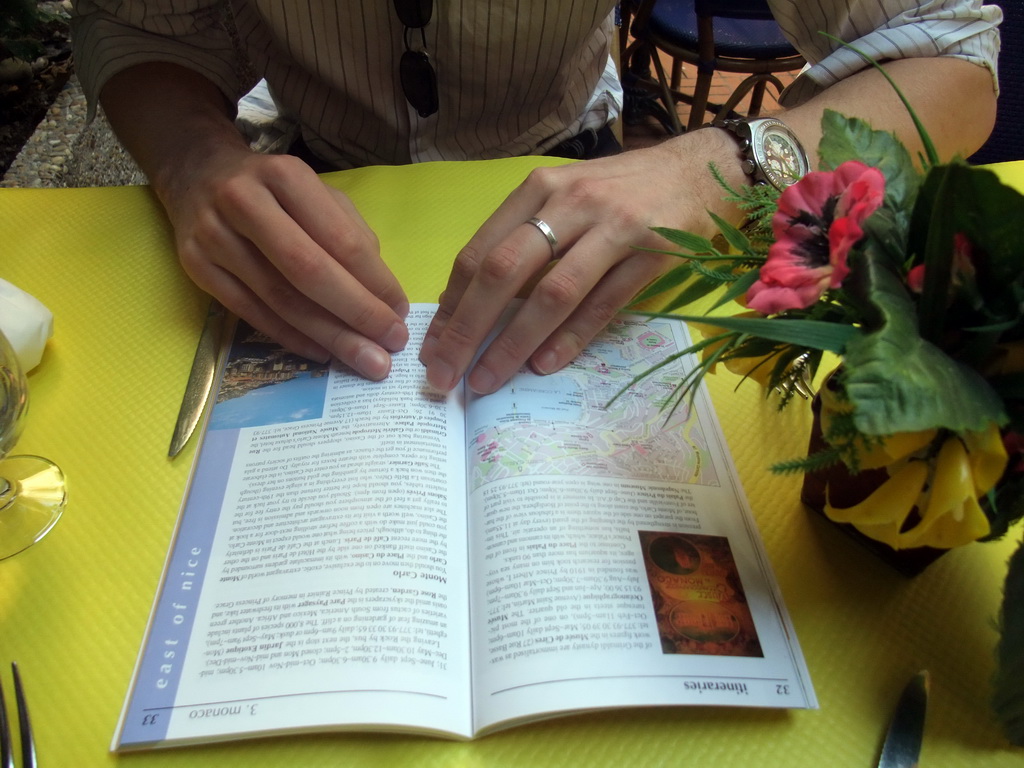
[2,157,1023,767]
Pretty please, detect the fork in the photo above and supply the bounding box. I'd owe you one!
[0,663,36,768]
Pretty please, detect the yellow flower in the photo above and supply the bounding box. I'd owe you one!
[818,375,937,469]
[824,425,1005,550]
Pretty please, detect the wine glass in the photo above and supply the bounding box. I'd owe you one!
[0,328,66,560]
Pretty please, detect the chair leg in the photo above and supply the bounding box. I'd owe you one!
[618,5,632,75]
[686,70,714,131]
[671,58,683,91]
[688,13,717,131]
[747,79,769,117]
[620,39,681,135]
[721,75,764,119]
[649,49,684,135]
[716,74,784,122]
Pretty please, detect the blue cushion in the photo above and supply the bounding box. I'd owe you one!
[649,0,799,60]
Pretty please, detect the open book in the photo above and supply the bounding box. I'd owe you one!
[114,305,815,750]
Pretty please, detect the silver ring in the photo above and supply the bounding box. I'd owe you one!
[526,217,558,256]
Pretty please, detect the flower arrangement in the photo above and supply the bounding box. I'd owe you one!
[630,71,1024,743]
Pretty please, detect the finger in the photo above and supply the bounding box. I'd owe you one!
[422,221,561,391]
[216,276,394,380]
[213,277,332,365]
[273,176,409,341]
[215,159,408,353]
[527,245,673,377]
[462,224,644,394]
[421,166,564,360]
[283,174,410,318]
[181,212,396,380]
[462,247,609,393]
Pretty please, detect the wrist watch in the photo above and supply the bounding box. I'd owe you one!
[714,117,810,191]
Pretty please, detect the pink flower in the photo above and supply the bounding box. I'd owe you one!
[747,161,886,314]
[907,264,925,293]
[907,232,976,294]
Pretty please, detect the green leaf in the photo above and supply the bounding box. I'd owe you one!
[630,263,694,305]
[604,336,724,411]
[817,33,939,167]
[640,312,859,354]
[710,267,761,311]
[706,211,751,256]
[691,261,741,282]
[910,163,1024,291]
[818,110,921,206]
[912,164,958,342]
[993,538,1024,746]
[861,203,910,271]
[661,276,732,313]
[650,226,716,255]
[843,338,1005,434]
[632,245,741,263]
[770,445,843,475]
[840,245,1007,434]
[903,162,1024,367]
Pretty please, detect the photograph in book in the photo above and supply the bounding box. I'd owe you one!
[113,304,815,751]
[639,531,763,658]
[209,324,331,431]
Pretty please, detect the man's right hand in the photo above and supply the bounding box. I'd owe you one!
[161,145,410,380]
[100,63,409,380]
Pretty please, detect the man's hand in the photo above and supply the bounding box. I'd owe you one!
[99,63,409,381]
[419,129,744,394]
[161,146,410,380]
[419,56,997,395]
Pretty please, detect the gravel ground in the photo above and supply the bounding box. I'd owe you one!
[0,74,145,189]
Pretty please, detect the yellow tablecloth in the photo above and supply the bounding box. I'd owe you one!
[2,157,1022,767]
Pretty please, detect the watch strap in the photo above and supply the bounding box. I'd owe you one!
[713,117,808,190]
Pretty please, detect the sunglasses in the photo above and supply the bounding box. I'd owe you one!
[393,0,439,117]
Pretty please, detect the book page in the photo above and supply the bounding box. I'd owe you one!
[465,315,815,733]
[115,308,473,749]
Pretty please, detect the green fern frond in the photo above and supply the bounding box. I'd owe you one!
[771,446,844,475]
[819,405,892,473]
[709,162,781,233]
[691,261,744,282]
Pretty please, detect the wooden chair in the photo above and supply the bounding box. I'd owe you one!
[621,0,805,134]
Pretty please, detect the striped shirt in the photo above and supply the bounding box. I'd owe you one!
[70,1,1001,170]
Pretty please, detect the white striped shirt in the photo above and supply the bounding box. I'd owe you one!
[70,1,1001,170]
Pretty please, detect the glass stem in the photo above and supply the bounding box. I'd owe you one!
[0,476,15,513]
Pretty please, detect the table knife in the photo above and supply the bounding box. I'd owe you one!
[168,300,226,458]
[877,670,929,768]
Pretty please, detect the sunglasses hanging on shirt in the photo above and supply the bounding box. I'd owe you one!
[393,0,439,117]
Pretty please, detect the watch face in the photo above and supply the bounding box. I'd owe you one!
[754,124,808,189]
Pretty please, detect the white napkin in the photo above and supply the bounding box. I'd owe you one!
[0,278,54,372]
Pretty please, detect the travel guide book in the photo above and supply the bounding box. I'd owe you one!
[113,304,816,750]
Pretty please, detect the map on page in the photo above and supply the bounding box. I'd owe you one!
[466,316,720,490]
